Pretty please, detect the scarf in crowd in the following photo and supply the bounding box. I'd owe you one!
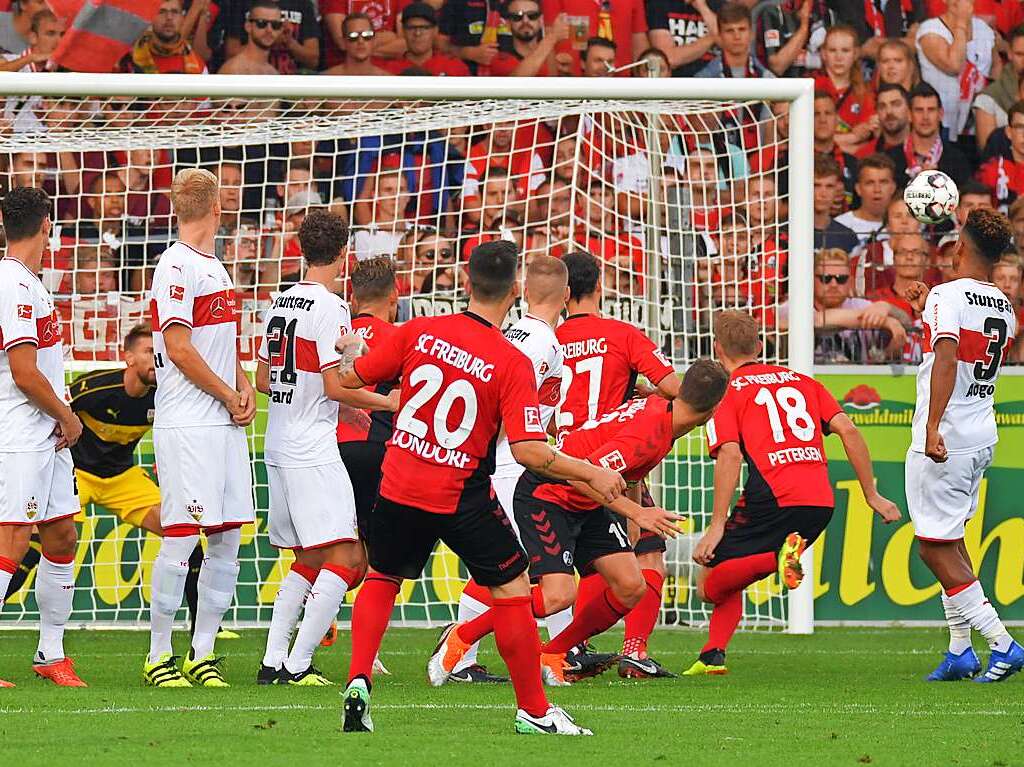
[903,134,943,179]
[131,30,204,74]
[863,0,915,38]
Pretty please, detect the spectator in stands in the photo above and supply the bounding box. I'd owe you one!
[351,167,413,259]
[743,174,787,280]
[834,153,897,246]
[439,0,502,75]
[815,26,877,155]
[544,0,649,74]
[0,8,60,73]
[868,231,928,320]
[1009,197,1024,256]
[645,0,718,78]
[321,13,392,75]
[220,217,260,290]
[760,0,834,78]
[992,253,1024,359]
[695,3,771,79]
[874,83,910,153]
[955,180,995,225]
[271,160,315,219]
[128,0,207,74]
[916,0,997,144]
[0,0,46,55]
[215,162,244,258]
[580,36,616,77]
[875,39,919,91]
[975,25,1024,152]
[223,0,319,75]
[926,234,958,285]
[978,101,1024,211]
[119,148,172,226]
[5,151,47,190]
[73,244,119,296]
[833,0,923,60]
[219,1,284,75]
[380,3,470,76]
[408,229,456,294]
[321,1,405,71]
[491,0,570,77]
[814,154,859,253]
[814,90,858,204]
[887,83,972,187]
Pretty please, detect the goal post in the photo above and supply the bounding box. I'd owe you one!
[0,72,815,632]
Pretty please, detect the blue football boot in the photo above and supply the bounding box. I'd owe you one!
[926,648,982,681]
[974,641,1024,683]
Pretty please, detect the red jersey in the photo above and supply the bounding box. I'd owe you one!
[353,311,547,514]
[555,314,675,432]
[534,396,674,512]
[813,74,875,134]
[706,363,842,509]
[379,52,471,76]
[542,0,647,72]
[337,313,399,443]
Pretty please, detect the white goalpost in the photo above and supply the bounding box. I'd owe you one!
[0,73,815,634]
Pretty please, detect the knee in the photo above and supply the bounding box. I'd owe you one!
[637,552,666,576]
[613,574,647,610]
[544,580,577,613]
[695,570,712,604]
[41,523,77,560]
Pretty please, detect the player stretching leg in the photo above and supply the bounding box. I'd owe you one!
[256,211,396,685]
[143,169,256,688]
[554,251,681,679]
[430,361,727,686]
[339,241,624,735]
[684,311,900,676]
[902,209,1024,683]
[452,256,569,685]
[0,188,85,687]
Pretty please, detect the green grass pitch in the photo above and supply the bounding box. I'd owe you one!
[1,627,1022,766]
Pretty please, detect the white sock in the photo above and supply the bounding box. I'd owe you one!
[262,567,315,669]
[544,607,574,641]
[947,581,1014,653]
[35,556,74,663]
[148,535,198,664]
[191,529,241,659]
[941,593,972,654]
[452,589,488,673]
[284,567,352,675]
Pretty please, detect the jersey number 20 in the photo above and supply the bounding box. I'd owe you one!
[753,386,815,443]
[395,363,478,450]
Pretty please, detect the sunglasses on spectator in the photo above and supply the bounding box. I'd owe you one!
[249,18,284,30]
[419,248,453,260]
[506,10,542,21]
[347,29,375,40]
[403,22,435,32]
[816,274,849,285]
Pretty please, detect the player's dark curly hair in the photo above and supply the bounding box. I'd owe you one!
[0,186,50,243]
[468,240,518,301]
[963,207,1014,264]
[351,256,396,302]
[679,358,729,413]
[298,208,349,267]
[564,250,601,301]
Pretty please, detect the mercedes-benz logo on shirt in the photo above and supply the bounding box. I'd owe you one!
[210,296,226,318]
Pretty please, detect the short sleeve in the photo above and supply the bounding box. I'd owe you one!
[924,287,962,345]
[645,0,668,29]
[151,257,195,331]
[627,326,675,385]
[299,0,320,40]
[501,352,547,444]
[814,380,843,433]
[588,408,669,475]
[256,331,268,363]
[706,388,741,458]
[762,8,784,54]
[316,299,349,372]
[0,281,38,350]
[631,0,648,33]
[353,320,406,385]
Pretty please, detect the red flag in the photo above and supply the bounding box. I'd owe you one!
[50,0,161,73]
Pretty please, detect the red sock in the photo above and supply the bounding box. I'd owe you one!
[347,574,400,685]
[703,552,776,604]
[702,589,743,653]
[493,596,549,717]
[575,572,605,612]
[622,569,664,656]
[457,585,549,645]
[462,578,492,607]
[541,587,628,655]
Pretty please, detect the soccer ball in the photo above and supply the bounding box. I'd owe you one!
[904,170,959,224]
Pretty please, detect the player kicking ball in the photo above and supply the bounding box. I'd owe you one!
[429,360,728,687]
[337,241,625,736]
[0,188,85,687]
[684,310,900,676]
[256,211,395,686]
[901,208,1024,683]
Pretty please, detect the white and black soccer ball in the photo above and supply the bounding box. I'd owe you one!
[904,170,959,224]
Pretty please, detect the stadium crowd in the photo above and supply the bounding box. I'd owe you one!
[1,0,1024,365]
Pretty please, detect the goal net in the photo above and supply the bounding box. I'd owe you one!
[0,74,813,632]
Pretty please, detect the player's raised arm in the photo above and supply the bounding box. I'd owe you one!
[511,438,626,504]
[827,413,901,523]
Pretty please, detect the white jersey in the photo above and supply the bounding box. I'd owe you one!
[492,314,563,479]
[149,241,239,428]
[258,281,351,468]
[0,257,65,452]
[912,278,1016,455]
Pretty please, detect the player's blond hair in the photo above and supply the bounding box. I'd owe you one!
[170,168,218,224]
[525,255,568,305]
[714,309,760,359]
[814,248,849,270]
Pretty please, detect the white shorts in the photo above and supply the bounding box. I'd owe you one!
[905,446,994,541]
[267,461,358,550]
[154,424,255,531]
[0,448,78,526]
[491,469,524,540]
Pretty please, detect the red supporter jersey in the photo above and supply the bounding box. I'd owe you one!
[379,52,471,76]
[353,311,547,514]
[706,363,842,509]
[337,313,399,443]
[555,313,675,433]
[534,396,675,512]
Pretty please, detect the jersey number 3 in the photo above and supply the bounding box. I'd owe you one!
[974,317,1009,382]
[753,386,815,443]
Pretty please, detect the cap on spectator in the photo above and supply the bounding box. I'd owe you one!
[402,3,437,26]
[286,189,323,215]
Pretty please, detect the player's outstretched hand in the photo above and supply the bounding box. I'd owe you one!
[867,492,901,524]
[692,524,724,565]
[634,506,685,539]
[338,403,371,433]
[53,412,83,450]
[386,388,401,412]
[901,281,930,313]
[925,426,948,463]
[588,465,626,504]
